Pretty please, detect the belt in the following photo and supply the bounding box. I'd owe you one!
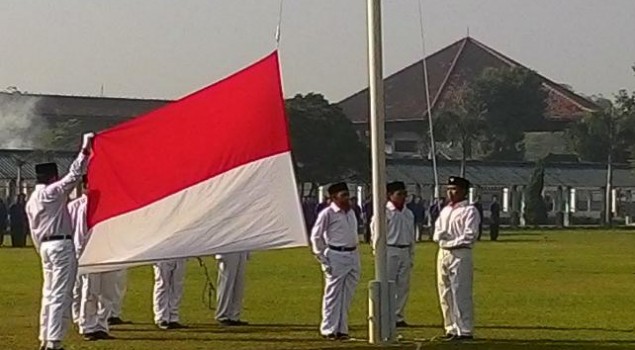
[442,245,471,251]
[388,244,411,249]
[41,235,73,242]
[328,245,357,252]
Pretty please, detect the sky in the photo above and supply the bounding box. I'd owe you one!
[0,0,633,103]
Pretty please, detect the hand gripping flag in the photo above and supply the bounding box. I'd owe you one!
[79,52,307,273]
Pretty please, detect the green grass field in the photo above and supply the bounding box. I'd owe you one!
[1,231,634,350]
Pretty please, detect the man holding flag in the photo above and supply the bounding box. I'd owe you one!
[26,133,93,350]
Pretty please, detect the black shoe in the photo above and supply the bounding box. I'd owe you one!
[95,331,115,340]
[456,335,474,340]
[322,333,337,340]
[83,332,100,341]
[108,317,127,325]
[157,321,170,330]
[440,333,473,342]
[336,333,350,340]
[168,322,187,329]
[396,321,409,328]
[219,319,248,326]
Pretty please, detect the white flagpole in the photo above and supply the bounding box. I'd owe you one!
[367,0,394,344]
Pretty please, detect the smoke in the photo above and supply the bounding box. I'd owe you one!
[0,93,46,149]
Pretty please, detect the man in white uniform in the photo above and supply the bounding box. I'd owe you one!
[153,259,187,329]
[215,252,249,326]
[372,181,415,328]
[27,134,92,350]
[310,182,359,341]
[68,175,113,341]
[433,176,479,341]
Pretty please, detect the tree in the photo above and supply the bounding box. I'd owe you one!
[472,67,548,161]
[524,160,548,226]
[568,90,635,225]
[435,83,486,177]
[286,93,369,194]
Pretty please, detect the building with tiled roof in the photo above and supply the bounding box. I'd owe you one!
[337,36,599,160]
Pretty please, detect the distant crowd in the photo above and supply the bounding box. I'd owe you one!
[0,194,29,247]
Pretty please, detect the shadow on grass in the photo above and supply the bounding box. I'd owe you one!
[479,324,634,333]
[404,323,633,334]
[110,337,635,350]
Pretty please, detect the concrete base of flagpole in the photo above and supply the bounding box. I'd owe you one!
[368,280,396,344]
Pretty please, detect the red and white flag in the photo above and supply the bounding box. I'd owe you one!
[79,52,307,273]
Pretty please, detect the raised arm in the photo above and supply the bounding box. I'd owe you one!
[44,133,93,197]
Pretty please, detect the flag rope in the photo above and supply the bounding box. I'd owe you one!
[197,257,216,311]
[417,0,440,199]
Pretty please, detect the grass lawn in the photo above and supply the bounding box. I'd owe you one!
[1,230,634,349]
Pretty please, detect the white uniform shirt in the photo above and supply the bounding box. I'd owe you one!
[310,203,358,258]
[433,200,480,249]
[371,201,416,248]
[68,195,88,258]
[26,152,87,251]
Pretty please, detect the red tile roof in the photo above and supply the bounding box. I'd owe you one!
[338,37,598,123]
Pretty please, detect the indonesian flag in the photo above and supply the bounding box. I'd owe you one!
[78,52,307,273]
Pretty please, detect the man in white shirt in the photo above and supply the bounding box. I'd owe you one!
[27,134,92,350]
[215,252,249,326]
[68,175,114,341]
[433,176,480,341]
[372,181,415,328]
[153,259,187,330]
[310,182,359,341]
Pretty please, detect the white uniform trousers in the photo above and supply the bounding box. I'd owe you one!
[112,269,127,318]
[436,248,474,336]
[38,239,77,349]
[320,249,360,336]
[71,273,82,324]
[215,252,248,321]
[100,269,126,320]
[153,260,186,324]
[387,246,413,322]
[78,273,109,334]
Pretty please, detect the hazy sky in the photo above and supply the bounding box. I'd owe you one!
[0,0,633,103]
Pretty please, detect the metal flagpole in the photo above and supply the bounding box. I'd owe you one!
[367,0,395,344]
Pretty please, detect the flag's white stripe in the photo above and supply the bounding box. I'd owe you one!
[78,152,307,274]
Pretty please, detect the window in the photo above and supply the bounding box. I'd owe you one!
[393,140,418,153]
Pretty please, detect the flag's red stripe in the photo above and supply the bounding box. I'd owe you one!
[87,52,289,227]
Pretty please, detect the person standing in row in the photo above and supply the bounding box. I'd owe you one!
[27,133,92,350]
[10,194,28,247]
[433,176,479,341]
[153,259,187,330]
[310,182,360,341]
[489,195,501,241]
[372,181,415,328]
[215,252,249,326]
[68,175,113,341]
[0,198,7,247]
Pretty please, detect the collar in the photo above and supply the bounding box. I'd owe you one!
[450,200,469,208]
[386,201,404,212]
[34,184,46,190]
[329,202,343,213]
